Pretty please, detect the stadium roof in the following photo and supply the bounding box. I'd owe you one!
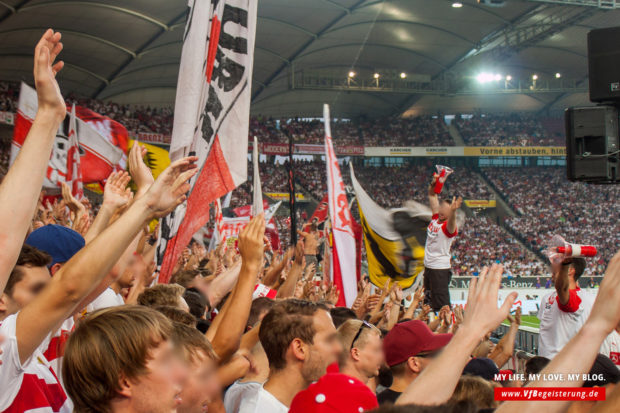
[0,0,618,118]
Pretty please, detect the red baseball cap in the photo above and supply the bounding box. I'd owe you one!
[289,373,378,413]
[383,320,452,367]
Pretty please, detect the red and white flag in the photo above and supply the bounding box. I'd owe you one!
[66,105,83,198]
[324,104,357,307]
[11,82,123,192]
[158,0,258,282]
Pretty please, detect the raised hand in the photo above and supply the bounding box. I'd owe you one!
[451,196,463,211]
[414,286,425,302]
[141,156,198,218]
[34,29,65,119]
[463,264,517,337]
[128,143,154,193]
[238,213,266,273]
[103,171,132,210]
[61,182,85,217]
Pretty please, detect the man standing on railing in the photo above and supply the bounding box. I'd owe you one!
[424,174,462,312]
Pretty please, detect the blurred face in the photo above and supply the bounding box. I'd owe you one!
[128,340,188,413]
[438,201,451,221]
[177,352,220,413]
[355,330,384,379]
[2,265,50,316]
[301,310,342,382]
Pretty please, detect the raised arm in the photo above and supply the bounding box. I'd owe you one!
[497,249,620,413]
[276,240,305,298]
[446,196,462,235]
[0,30,66,293]
[397,264,517,406]
[428,173,440,215]
[15,157,198,363]
[489,306,521,368]
[553,260,571,306]
[206,214,265,362]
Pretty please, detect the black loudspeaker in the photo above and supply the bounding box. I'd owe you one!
[588,27,620,103]
[565,106,619,183]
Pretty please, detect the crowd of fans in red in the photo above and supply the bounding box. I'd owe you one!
[1,30,620,413]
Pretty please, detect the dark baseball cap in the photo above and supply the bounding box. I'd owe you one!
[383,320,452,367]
[463,358,499,381]
[26,225,85,267]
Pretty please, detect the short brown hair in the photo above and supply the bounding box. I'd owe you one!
[138,283,185,308]
[5,244,51,296]
[155,305,197,328]
[170,269,201,288]
[63,306,173,413]
[248,297,274,328]
[170,322,218,364]
[258,299,327,371]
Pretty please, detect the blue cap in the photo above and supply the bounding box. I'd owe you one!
[26,225,85,267]
[463,358,500,381]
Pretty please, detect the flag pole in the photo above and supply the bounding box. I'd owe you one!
[283,128,297,246]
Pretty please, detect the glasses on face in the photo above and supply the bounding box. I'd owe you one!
[350,320,372,351]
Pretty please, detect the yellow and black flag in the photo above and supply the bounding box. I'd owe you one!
[350,164,431,290]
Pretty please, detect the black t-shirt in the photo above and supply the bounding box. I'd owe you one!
[377,388,401,405]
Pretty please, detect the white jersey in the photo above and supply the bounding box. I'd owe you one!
[0,313,73,413]
[424,214,457,269]
[600,330,620,367]
[538,288,595,359]
[237,385,288,413]
[224,380,262,413]
[86,287,125,313]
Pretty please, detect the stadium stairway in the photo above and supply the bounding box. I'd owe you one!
[447,123,465,146]
[478,171,548,263]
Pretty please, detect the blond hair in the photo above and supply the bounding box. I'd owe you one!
[337,319,381,366]
[138,283,185,308]
[450,375,498,409]
[63,305,173,413]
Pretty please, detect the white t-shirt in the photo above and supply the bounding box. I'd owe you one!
[538,288,595,359]
[224,380,262,413]
[86,288,125,313]
[0,313,73,413]
[424,214,457,269]
[600,330,620,367]
[237,385,288,413]
[43,317,75,388]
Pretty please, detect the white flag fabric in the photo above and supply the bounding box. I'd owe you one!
[251,136,263,217]
[158,0,258,282]
[324,104,357,307]
[67,105,84,198]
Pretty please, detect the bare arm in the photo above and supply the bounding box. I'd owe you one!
[276,241,305,299]
[15,157,198,363]
[446,196,462,235]
[497,250,620,413]
[554,262,571,306]
[403,286,424,320]
[397,265,517,406]
[428,173,440,215]
[206,215,265,363]
[0,30,66,293]
[205,261,241,308]
[489,307,521,368]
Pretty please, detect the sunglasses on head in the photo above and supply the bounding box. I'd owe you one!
[350,320,373,351]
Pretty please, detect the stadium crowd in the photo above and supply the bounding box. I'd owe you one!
[484,167,620,275]
[454,114,563,146]
[1,30,620,413]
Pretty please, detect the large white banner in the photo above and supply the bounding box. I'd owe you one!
[324,104,357,307]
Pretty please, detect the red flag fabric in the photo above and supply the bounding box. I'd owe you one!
[11,83,123,192]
